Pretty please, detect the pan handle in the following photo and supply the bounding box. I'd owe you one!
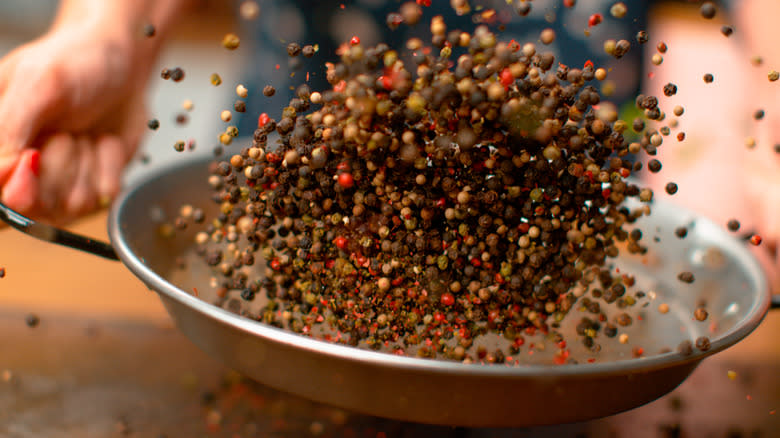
[0,201,119,261]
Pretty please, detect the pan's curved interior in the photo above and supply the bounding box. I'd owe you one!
[109,154,770,427]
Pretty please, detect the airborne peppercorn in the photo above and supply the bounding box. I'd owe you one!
[677,271,695,284]
[222,33,241,50]
[142,23,156,37]
[193,20,667,362]
[287,42,301,57]
[700,2,717,19]
[25,314,40,328]
[170,67,185,82]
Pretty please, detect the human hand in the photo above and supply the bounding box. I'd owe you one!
[0,16,151,224]
[0,0,191,225]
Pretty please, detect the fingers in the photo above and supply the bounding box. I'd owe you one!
[38,133,128,223]
[94,135,124,204]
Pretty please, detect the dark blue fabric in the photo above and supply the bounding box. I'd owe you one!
[235,0,654,136]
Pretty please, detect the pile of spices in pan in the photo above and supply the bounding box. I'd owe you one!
[190,12,666,361]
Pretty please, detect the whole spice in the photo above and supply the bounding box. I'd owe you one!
[192,15,666,362]
[700,2,717,20]
[25,314,40,328]
[222,33,241,50]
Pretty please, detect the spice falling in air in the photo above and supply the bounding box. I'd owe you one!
[700,2,717,19]
[239,1,260,20]
[25,314,39,328]
[610,2,627,19]
[222,33,240,50]
[191,15,675,362]
[678,271,695,284]
[142,23,155,38]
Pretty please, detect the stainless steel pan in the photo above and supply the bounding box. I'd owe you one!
[2,154,776,427]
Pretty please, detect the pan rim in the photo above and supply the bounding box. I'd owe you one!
[108,155,771,379]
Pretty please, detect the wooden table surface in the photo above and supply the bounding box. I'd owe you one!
[0,210,778,438]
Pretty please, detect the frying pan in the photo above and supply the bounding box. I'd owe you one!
[1,152,776,428]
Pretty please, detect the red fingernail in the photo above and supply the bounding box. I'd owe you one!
[28,150,40,177]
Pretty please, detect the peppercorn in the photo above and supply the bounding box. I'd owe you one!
[240,288,255,301]
[222,33,240,50]
[720,25,733,37]
[700,2,716,19]
[516,1,531,16]
[25,314,40,328]
[192,23,669,362]
[263,85,276,97]
[302,45,316,58]
[694,308,708,321]
[703,73,714,83]
[540,28,555,45]
[665,182,678,195]
[677,271,695,284]
[142,24,156,38]
[695,336,711,351]
[663,83,677,96]
[170,67,185,82]
[675,227,688,239]
[610,2,627,19]
[636,30,649,44]
[287,42,301,57]
[210,73,222,86]
[678,340,693,355]
[147,119,160,130]
[234,101,246,113]
[648,159,662,173]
